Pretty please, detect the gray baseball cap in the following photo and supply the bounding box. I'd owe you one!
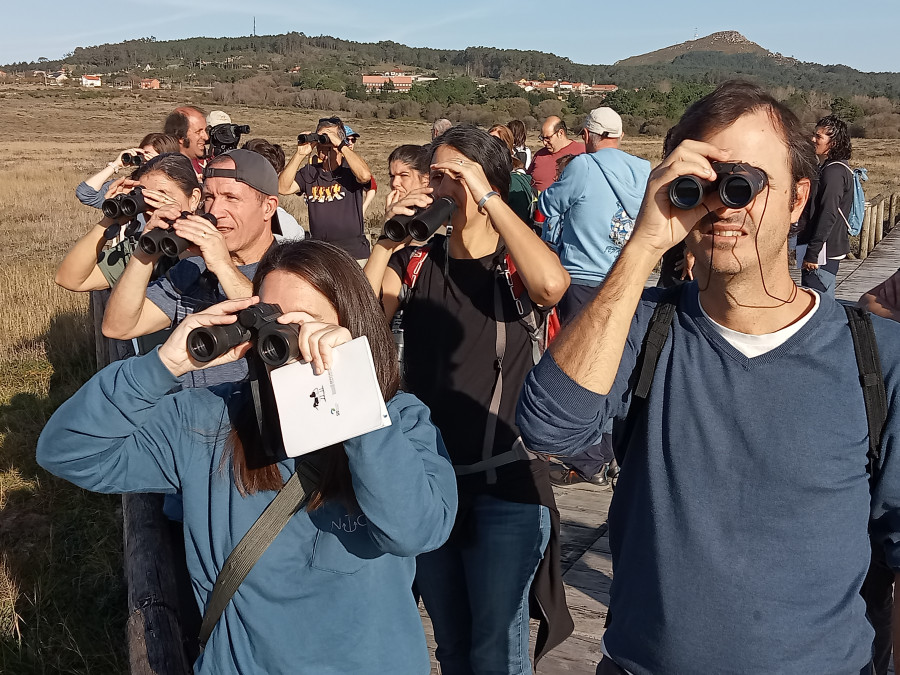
[204,148,278,196]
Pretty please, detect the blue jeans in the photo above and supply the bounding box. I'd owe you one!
[416,495,552,675]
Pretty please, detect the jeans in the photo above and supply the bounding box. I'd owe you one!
[801,258,840,298]
[416,494,552,675]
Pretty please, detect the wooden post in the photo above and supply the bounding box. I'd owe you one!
[859,205,872,260]
[868,198,878,255]
[874,195,885,245]
[889,193,898,233]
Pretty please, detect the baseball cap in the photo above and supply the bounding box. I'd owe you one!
[204,149,278,196]
[344,124,360,139]
[584,107,623,138]
[207,110,232,126]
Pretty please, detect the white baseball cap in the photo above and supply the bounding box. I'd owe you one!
[584,107,623,138]
[206,110,232,126]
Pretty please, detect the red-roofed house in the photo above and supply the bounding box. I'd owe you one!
[140,78,160,89]
[81,75,102,87]
[362,74,413,93]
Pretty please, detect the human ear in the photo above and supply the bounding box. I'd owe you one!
[790,178,811,222]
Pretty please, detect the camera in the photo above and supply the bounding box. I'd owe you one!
[668,162,768,210]
[101,186,149,220]
[298,133,330,145]
[187,302,300,367]
[207,123,251,158]
[384,197,457,242]
[138,212,218,258]
[121,152,143,167]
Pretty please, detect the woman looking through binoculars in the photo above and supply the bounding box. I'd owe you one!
[56,153,202,292]
[364,125,572,674]
[39,239,457,674]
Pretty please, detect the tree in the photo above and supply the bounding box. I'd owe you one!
[830,97,863,123]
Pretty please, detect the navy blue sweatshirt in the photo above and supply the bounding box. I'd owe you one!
[518,284,900,674]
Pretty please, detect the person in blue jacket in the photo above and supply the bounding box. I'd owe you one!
[37,239,458,675]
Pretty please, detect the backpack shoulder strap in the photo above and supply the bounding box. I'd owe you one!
[198,460,320,649]
[402,245,431,289]
[844,305,888,483]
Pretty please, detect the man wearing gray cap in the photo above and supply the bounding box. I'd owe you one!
[103,149,279,388]
[538,107,651,487]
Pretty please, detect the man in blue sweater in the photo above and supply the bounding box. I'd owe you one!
[518,81,900,674]
[539,107,650,486]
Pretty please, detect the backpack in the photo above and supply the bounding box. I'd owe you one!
[620,287,886,483]
[508,170,537,225]
[830,162,868,237]
[398,240,560,365]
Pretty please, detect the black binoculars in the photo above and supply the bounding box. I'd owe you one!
[101,186,148,220]
[208,123,251,158]
[384,197,457,242]
[668,162,768,210]
[121,153,143,167]
[138,212,217,258]
[187,303,299,367]
[298,133,330,145]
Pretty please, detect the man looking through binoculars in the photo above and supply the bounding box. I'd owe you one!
[103,149,279,387]
[278,116,373,263]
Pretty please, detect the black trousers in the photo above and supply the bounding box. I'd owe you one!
[862,541,894,675]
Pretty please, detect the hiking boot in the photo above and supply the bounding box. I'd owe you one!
[549,465,610,488]
[605,459,620,490]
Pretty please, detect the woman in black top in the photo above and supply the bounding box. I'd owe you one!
[365,126,571,674]
[798,115,853,297]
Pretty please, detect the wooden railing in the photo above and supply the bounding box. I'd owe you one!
[90,290,192,675]
[859,193,900,260]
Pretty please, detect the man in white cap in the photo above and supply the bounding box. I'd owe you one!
[538,106,651,487]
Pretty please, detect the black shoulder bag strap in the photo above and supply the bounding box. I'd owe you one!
[198,461,320,649]
[844,305,888,483]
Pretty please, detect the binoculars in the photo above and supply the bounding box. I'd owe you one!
[121,153,143,167]
[384,197,457,242]
[187,303,299,367]
[298,133,330,145]
[101,186,148,220]
[668,162,768,210]
[138,212,217,258]
[208,123,251,158]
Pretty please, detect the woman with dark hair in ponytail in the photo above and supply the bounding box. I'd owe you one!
[365,125,571,674]
[38,239,457,674]
[797,115,854,297]
[57,153,202,291]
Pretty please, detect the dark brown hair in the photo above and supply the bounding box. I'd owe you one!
[242,138,286,173]
[163,105,206,142]
[388,144,430,175]
[138,132,180,155]
[815,115,852,162]
[507,119,527,148]
[489,124,525,170]
[131,153,200,197]
[225,240,401,507]
[665,80,818,206]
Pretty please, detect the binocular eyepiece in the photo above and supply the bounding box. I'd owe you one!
[101,186,149,220]
[121,153,143,167]
[384,197,457,242]
[668,162,768,210]
[298,133,330,145]
[138,212,218,258]
[187,302,300,367]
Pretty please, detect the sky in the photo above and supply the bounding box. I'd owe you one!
[2,0,898,73]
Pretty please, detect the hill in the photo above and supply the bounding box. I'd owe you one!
[616,31,775,67]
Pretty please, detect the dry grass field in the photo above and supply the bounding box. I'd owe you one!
[0,86,898,673]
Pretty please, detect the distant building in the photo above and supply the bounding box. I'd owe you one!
[81,75,102,87]
[140,78,160,90]
[514,79,618,96]
[47,71,68,85]
[362,74,413,93]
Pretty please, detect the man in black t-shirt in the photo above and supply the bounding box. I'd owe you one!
[278,116,373,261]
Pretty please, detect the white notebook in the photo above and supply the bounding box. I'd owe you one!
[269,336,391,457]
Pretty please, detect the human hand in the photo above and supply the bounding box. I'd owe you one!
[158,297,259,377]
[382,187,433,247]
[801,261,819,271]
[172,213,229,267]
[140,188,180,213]
[276,311,352,375]
[320,127,344,150]
[628,140,731,256]
[104,177,141,200]
[876,274,900,312]
[430,158,493,205]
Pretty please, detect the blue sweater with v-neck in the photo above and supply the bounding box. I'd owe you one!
[518,283,900,675]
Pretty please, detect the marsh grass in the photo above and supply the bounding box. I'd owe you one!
[0,87,898,673]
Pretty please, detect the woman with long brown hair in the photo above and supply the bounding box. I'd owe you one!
[38,239,457,674]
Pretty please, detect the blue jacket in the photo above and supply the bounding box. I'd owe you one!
[517,285,900,674]
[76,179,115,209]
[37,350,458,674]
[539,149,650,286]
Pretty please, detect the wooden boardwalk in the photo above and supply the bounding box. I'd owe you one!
[423,233,900,674]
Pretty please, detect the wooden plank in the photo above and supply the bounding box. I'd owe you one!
[837,223,900,302]
[877,198,886,244]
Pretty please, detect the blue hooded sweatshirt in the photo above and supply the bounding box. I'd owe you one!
[539,149,650,286]
[37,350,458,674]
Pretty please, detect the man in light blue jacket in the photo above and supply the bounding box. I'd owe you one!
[539,107,651,486]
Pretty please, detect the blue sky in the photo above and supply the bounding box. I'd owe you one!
[2,0,898,73]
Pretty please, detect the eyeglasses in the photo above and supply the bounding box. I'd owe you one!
[538,131,559,142]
